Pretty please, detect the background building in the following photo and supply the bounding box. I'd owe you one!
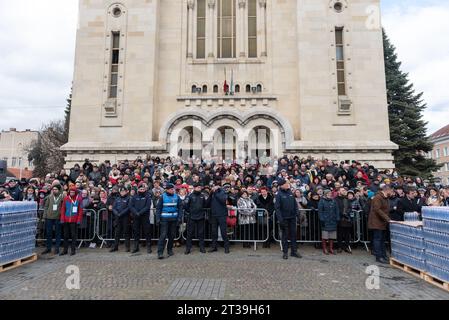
[62,0,397,168]
[0,128,38,179]
[429,124,449,185]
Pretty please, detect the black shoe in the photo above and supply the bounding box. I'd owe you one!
[208,248,218,253]
[224,248,230,254]
[132,248,139,254]
[126,247,130,253]
[168,251,174,257]
[291,253,302,259]
[70,250,76,256]
[185,250,191,255]
[344,248,352,254]
[200,248,206,254]
[283,253,288,260]
[60,251,68,256]
[54,249,59,255]
[147,247,152,254]
[158,254,164,260]
[41,249,51,255]
[376,258,389,264]
[109,247,118,253]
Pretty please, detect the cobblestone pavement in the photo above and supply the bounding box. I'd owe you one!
[0,244,448,300]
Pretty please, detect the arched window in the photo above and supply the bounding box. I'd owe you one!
[213,85,219,93]
[202,85,208,93]
[191,85,197,93]
[246,84,251,93]
[257,84,262,93]
[235,84,240,93]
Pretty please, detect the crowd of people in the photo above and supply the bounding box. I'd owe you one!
[1,155,448,262]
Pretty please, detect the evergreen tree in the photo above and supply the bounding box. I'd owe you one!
[383,30,441,179]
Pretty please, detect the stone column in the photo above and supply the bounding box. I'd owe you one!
[238,0,246,58]
[259,0,267,57]
[187,0,195,58]
[207,0,215,58]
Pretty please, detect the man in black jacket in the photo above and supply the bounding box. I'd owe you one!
[275,179,301,260]
[209,182,230,254]
[184,183,210,254]
[129,183,152,253]
[110,188,131,252]
[396,187,421,221]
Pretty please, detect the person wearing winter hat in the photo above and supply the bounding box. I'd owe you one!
[275,179,302,259]
[60,186,83,256]
[42,184,64,255]
[318,189,340,255]
[129,183,152,254]
[110,187,131,252]
[156,183,182,259]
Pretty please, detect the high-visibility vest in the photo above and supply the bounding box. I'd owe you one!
[161,193,179,219]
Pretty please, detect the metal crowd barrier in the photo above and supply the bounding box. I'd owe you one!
[37,208,97,249]
[36,206,372,252]
[96,208,181,248]
[181,208,270,251]
[273,209,363,249]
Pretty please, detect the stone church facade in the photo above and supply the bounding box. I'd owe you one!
[62,0,397,168]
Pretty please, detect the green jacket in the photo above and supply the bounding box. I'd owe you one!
[43,193,64,220]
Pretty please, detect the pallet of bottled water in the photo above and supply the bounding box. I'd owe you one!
[422,206,449,283]
[390,221,426,271]
[0,202,37,266]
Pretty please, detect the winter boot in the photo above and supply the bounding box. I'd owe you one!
[322,239,329,255]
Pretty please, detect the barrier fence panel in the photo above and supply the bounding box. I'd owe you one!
[181,208,270,251]
[273,209,319,244]
[37,208,97,249]
[77,209,97,248]
[96,208,181,248]
[273,209,364,250]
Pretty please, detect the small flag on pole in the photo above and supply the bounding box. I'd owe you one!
[224,68,229,95]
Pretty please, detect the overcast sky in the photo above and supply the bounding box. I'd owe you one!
[0,1,448,135]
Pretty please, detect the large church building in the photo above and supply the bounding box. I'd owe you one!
[62,0,397,168]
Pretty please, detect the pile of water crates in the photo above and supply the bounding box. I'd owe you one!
[422,206,449,282]
[0,202,37,266]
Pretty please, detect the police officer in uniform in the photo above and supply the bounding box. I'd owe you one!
[209,181,230,254]
[110,187,131,252]
[156,183,182,259]
[275,179,302,260]
[129,183,152,254]
[184,183,210,254]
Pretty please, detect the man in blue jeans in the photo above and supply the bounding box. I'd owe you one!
[156,183,182,259]
[42,185,64,255]
[368,184,392,264]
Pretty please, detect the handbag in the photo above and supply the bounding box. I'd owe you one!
[227,208,237,227]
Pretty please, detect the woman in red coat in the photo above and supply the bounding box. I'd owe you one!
[60,186,83,256]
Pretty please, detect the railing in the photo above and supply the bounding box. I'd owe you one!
[181,208,270,251]
[35,207,372,251]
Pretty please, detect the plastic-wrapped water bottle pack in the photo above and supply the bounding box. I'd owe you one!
[422,206,449,282]
[391,250,426,271]
[404,212,420,222]
[422,206,449,221]
[0,202,38,265]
